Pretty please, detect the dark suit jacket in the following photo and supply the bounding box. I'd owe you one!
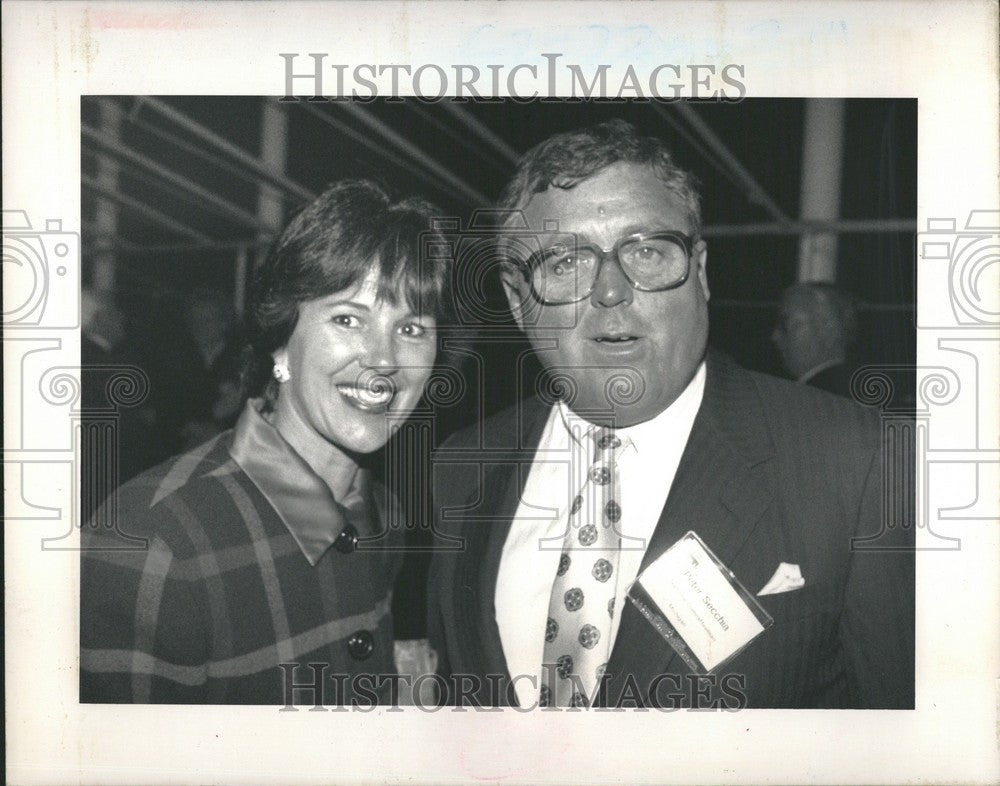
[427,352,914,709]
[804,361,855,399]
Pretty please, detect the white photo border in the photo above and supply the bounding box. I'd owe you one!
[3,2,998,784]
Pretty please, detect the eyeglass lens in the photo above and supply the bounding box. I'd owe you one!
[531,235,689,302]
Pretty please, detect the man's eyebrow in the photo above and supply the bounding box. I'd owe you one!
[619,224,684,237]
[538,225,682,245]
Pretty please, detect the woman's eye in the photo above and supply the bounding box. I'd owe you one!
[399,322,428,338]
[331,314,360,328]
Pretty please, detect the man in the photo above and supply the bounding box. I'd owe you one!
[428,120,913,709]
[773,282,859,397]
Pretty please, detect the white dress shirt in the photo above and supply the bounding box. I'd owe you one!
[495,362,706,706]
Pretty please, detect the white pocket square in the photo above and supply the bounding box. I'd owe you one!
[757,562,805,596]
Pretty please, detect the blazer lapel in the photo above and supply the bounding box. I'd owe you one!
[605,353,777,705]
[450,396,551,703]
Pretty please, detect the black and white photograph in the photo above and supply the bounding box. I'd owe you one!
[3,2,998,784]
[77,96,917,710]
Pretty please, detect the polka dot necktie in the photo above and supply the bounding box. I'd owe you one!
[540,426,623,708]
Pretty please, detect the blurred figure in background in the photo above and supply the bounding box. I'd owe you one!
[80,287,157,516]
[179,288,244,446]
[772,282,859,398]
[146,287,243,451]
[186,288,239,379]
[81,287,126,367]
[209,339,248,430]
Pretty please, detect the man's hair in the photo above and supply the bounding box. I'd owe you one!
[496,119,703,239]
[244,178,453,408]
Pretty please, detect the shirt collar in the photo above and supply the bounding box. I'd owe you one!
[556,360,707,456]
[228,399,370,566]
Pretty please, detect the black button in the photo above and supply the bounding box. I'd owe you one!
[347,629,374,660]
[334,524,359,554]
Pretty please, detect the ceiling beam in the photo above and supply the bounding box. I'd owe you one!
[663,102,792,225]
[439,101,520,166]
[80,232,267,254]
[295,101,454,197]
[84,216,917,258]
[702,218,916,237]
[82,174,212,242]
[134,97,316,203]
[82,221,145,254]
[333,102,493,207]
[82,125,261,229]
[127,110,266,187]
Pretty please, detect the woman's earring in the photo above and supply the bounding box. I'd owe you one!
[272,363,291,383]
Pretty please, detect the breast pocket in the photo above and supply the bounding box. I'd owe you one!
[757,586,830,625]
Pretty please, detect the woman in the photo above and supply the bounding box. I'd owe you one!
[81,180,451,704]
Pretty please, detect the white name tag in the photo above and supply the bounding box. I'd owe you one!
[626,532,773,673]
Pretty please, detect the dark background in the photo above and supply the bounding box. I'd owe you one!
[81,97,916,635]
[82,96,915,380]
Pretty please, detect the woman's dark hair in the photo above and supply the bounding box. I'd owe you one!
[244,179,453,408]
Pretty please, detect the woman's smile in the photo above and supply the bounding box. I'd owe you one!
[335,380,397,413]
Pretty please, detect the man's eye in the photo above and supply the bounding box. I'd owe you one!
[548,255,577,275]
[635,245,664,260]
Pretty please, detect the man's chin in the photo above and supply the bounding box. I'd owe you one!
[590,401,665,429]
[557,389,667,429]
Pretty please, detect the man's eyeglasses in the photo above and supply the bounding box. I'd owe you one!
[514,230,694,305]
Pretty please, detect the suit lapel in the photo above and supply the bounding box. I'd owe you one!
[606,353,777,705]
[451,396,552,702]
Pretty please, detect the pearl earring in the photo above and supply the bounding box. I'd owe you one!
[272,363,291,383]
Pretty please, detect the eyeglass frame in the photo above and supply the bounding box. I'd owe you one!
[509,229,696,305]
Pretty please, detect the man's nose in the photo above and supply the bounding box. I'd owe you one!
[590,252,634,308]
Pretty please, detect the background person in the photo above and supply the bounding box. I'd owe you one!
[81,286,127,364]
[772,281,859,397]
[80,286,158,507]
[81,179,452,704]
[148,287,245,451]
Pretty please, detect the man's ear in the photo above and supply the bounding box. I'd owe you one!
[500,265,529,330]
[693,239,710,302]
